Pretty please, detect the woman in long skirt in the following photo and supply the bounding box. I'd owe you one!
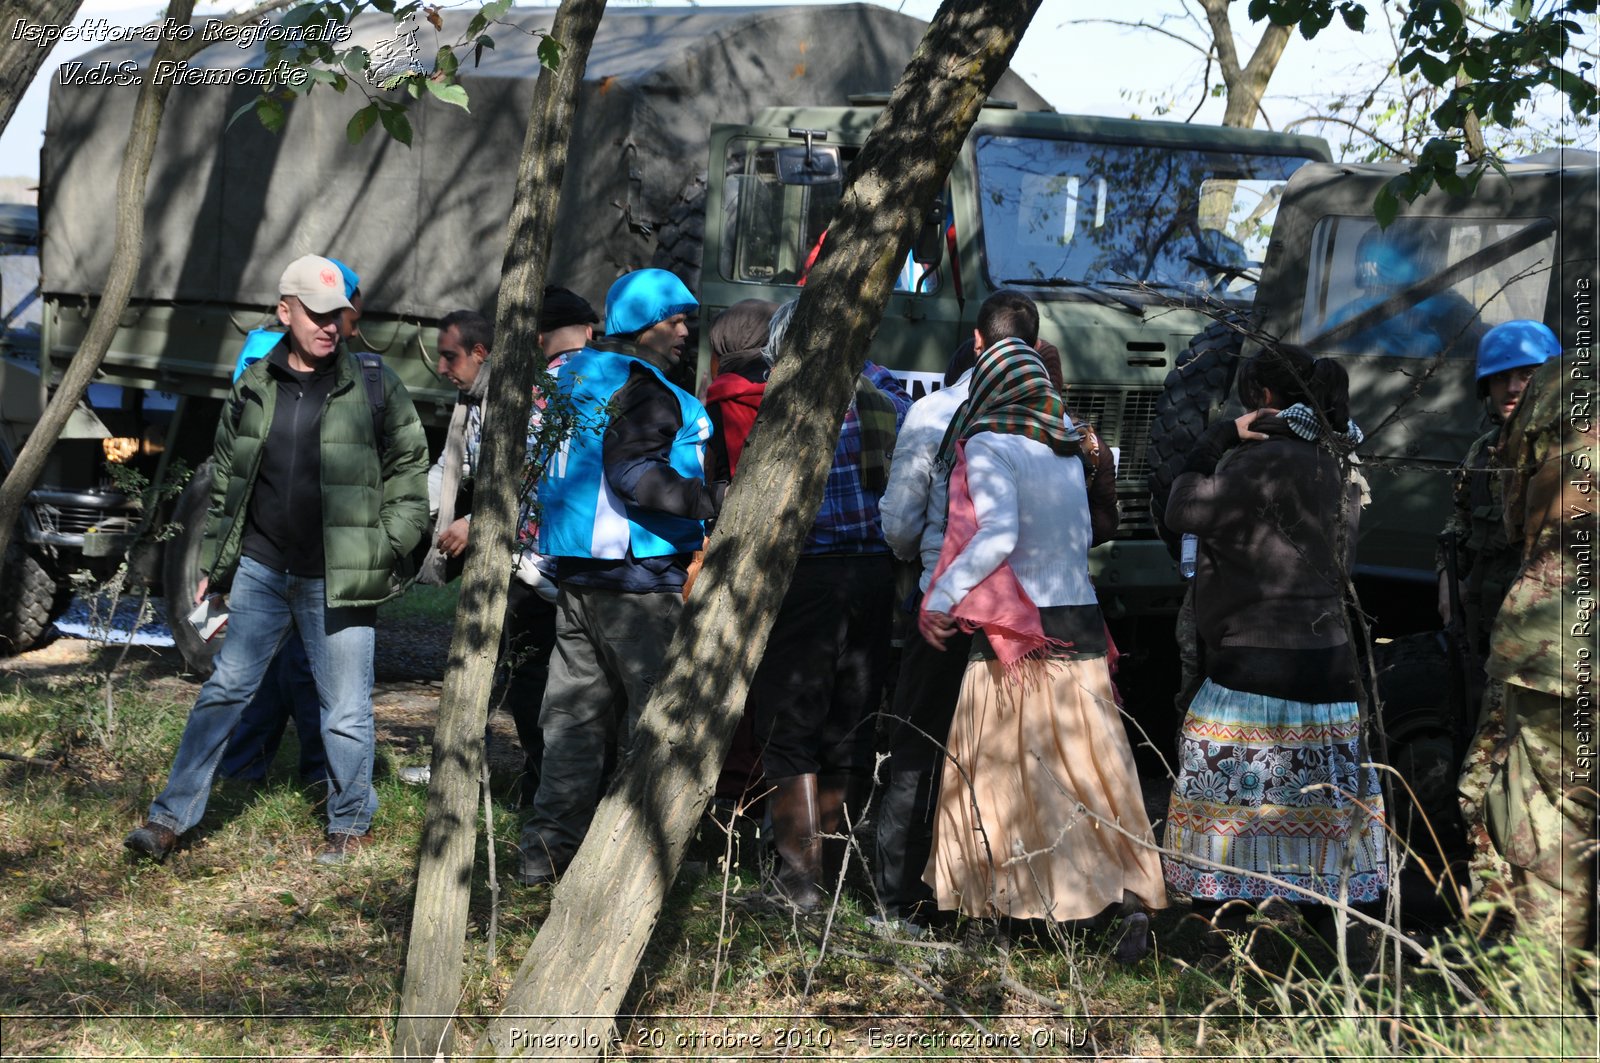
[1161,345,1386,952]
[919,294,1166,959]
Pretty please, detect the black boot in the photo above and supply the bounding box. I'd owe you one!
[768,774,823,913]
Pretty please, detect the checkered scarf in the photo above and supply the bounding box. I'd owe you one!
[1278,402,1365,450]
[936,337,1079,470]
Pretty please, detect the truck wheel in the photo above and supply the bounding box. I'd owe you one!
[164,458,220,676]
[0,540,62,655]
[1145,315,1246,557]
[1375,631,1469,857]
[650,175,707,293]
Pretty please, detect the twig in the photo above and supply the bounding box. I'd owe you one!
[0,750,61,768]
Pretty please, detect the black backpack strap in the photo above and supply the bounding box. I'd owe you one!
[355,352,388,451]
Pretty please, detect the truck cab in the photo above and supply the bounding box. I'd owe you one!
[699,103,1333,616]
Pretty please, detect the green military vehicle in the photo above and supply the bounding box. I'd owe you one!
[2,3,1044,668]
[697,104,1334,626]
[1146,155,1596,606]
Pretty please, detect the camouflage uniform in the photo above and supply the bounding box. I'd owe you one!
[1444,427,1520,899]
[1480,355,1598,960]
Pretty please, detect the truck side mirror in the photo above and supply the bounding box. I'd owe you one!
[912,201,945,267]
[776,144,842,186]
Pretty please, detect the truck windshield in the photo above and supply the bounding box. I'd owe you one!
[974,135,1312,302]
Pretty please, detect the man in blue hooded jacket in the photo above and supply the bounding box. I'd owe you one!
[517,268,721,885]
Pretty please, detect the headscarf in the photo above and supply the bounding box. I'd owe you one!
[709,299,777,375]
[936,336,1079,471]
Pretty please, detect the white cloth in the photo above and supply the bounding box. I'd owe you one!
[923,431,1095,617]
[879,369,972,591]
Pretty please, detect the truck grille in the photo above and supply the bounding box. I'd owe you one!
[1064,386,1161,535]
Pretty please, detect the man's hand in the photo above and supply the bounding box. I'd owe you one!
[194,577,209,605]
[437,517,471,558]
[919,609,958,651]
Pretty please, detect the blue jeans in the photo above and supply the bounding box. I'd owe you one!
[147,556,378,837]
[218,630,328,783]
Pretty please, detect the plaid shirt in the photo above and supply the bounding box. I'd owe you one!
[805,362,911,555]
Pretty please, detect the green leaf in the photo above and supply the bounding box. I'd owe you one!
[467,12,487,36]
[346,103,379,144]
[226,96,261,132]
[537,34,562,71]
[1373,183,1401,228]
[1338,2,1365,32]
[342,47,369,76]
[424,78,471,111]
[308,68,339,86]
[378,104,414,147]
[1416,53,1454,86]
[436,45,459,77]
[282,3,318,27]
[256,95,286,134]
[277,891,299,907]
[406,79,421,98]
[372,0,395,13]
[481,0,513,21]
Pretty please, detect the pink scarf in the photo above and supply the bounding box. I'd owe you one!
[921,441,1056,671]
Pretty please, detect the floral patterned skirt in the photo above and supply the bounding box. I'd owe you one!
[1163,678,1388,904]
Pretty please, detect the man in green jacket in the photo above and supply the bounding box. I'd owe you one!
[125,255,430,865]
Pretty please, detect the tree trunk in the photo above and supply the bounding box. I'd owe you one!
[393,1,607,1058]
[0,0,84,140]
[476,1,1042,1058]
[1200,0,1290,129]
[0,0,292,570]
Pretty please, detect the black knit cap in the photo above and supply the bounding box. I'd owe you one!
[539,285,599,332]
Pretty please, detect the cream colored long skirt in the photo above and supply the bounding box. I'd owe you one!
[924,656,1168,921]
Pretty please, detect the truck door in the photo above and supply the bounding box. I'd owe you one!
[700,124,964,400]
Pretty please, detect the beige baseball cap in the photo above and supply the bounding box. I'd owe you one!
[279,254,354,314]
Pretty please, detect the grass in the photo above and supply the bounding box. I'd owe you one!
[0,647,1595,1059]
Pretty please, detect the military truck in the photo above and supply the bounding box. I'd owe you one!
[1146,156,1597,606]
[2,3,1045,666]
[697,105,1334,624]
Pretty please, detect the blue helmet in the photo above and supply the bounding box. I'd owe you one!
[604,268,697,337]
[326,257,361,299]
[1476,319,1560,383]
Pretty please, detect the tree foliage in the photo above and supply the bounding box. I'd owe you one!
[227,0,562,146]
[1249,0,1597,221]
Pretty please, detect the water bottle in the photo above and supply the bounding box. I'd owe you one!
[1179,534,1198,580]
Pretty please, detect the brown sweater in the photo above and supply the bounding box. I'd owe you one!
[1166,417,1363,702]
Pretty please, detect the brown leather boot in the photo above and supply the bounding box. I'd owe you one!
[768,773,823,913]
[817,773,861,899]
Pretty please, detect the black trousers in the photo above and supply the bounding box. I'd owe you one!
[872,594,971,919]
[747,554,894,779]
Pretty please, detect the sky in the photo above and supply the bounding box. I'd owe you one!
[1,0,1593,186]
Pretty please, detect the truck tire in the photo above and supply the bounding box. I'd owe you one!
[1374,631,1469,858]
[1145,315,1246,557]
[0,540,62,655]
[650,176,707,293]
[165,458,220,676]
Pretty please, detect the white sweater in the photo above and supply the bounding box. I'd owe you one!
[923,431,1095,616]
[879,370,972,591]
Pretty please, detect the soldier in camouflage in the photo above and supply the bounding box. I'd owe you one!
[1480,348,1598,975]
[1447,321,1563,906]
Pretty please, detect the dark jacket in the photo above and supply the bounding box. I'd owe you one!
[200,345,431,606]
[1166,417,1363,701]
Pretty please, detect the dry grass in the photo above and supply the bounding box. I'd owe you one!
[0,640,1593,1059]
